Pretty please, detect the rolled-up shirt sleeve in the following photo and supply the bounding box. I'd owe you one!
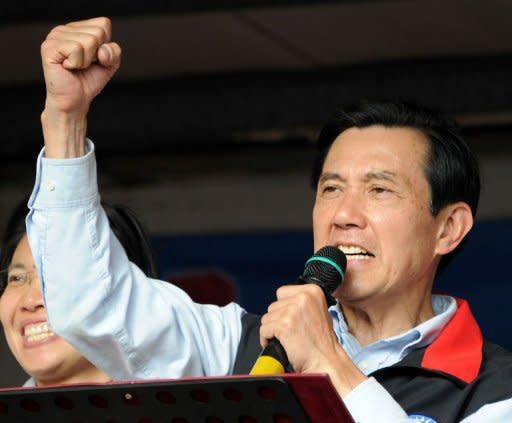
[26,140,245,381]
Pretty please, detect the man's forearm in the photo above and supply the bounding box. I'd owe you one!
[41,107,87,158]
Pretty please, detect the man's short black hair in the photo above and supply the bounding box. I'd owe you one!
[311,101,480,275]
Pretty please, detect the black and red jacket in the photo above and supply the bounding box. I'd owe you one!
[233,299,512,423]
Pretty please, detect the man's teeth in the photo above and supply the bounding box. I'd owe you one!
[338,245,370,259]
[24,322,54,341]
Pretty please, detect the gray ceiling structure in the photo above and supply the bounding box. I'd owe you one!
[2,0,512,159]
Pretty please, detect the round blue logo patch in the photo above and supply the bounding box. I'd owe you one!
[408,415,438,423]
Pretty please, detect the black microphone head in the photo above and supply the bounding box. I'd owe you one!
[301,246,347,294]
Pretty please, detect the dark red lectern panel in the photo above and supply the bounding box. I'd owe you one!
[0,373,354,423]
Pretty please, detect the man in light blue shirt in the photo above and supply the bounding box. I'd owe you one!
[23,17,512,422]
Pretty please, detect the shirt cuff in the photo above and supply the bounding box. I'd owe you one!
[344,377,409,423]
[28,139,98,208]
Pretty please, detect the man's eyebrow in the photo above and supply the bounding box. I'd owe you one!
[363,170,397,182]
[318,171,398,184]
[318,172,345,184]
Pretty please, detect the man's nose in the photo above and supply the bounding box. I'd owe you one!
[332,190,367,229]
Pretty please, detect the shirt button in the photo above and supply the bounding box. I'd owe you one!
[358,360,368,370]
[47,182,55,191]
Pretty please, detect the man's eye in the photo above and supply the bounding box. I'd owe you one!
[371,186,391,194]
[317,185,342,200]
[321,185,341,194]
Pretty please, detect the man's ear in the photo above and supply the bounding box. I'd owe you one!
[435,202,474,255]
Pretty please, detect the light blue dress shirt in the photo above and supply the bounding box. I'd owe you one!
[25,141,512,422]
[27,142,245,380]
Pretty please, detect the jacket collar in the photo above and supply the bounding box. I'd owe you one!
[421,298,483,383]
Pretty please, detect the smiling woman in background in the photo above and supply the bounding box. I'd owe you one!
[0,199,158,387]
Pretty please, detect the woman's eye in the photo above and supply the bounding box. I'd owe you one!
[7,274,25,285]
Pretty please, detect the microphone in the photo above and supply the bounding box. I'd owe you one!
[250,245,347,375]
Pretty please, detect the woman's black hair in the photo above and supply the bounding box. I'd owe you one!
[0,200,27,294]
[0,199,158,294]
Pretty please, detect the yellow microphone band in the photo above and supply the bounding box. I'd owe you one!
[250,355,285,375]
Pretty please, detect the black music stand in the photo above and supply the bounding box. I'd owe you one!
[0,373,354,423]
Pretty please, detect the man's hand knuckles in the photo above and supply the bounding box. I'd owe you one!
[93,17,112,32]
[48,25,68,37]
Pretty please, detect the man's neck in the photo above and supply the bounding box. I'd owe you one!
[340,291,435,347]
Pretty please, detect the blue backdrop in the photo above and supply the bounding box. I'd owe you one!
[153,219,512,350]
